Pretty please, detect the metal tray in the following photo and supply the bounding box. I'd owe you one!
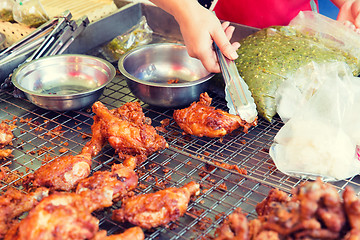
[1,3,360,240]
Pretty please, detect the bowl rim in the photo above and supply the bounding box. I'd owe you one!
[11,54,116,98]
[118,43,215,88]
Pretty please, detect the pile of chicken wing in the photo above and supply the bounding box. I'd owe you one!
[0,101,201,240]
[0,93,259,240]
[213,178,360,240]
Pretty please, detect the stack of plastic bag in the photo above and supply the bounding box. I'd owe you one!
[271,61,360,181]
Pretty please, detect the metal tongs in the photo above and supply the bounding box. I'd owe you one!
[214,42,258,123]
[0,11,89,90]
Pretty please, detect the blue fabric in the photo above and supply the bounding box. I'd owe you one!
[318,0,338,20]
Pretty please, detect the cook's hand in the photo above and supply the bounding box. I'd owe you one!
[174,3,240,73]
[337,0,360,28]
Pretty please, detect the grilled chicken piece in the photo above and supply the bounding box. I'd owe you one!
[81,115,106,157]
[92,227,144,240]
[76,163,138,207]
[173,92,257,138]
[5,161,141,240]
[110,101,150,126]
[25,153,92,191]
[4,191,100,240]
[0,149,12,159]
[214,208,249,240]
[0,122,14,159]
[0,187,49,238]
[112,181,200,229]
[343,187,360,231]
[92,101,168,159]
[0,122,14,147]
[82,101,152,158]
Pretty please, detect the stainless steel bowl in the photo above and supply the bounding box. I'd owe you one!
[118,43,214,108]
[12,54,116,111]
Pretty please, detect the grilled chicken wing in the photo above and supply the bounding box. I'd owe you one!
[92,101,168,159]
[112,181,200,229]
[25,153,92,191]
[0,187,49,238]
[173,92,257,138]
[81,115,106,157]
[4,191,100,240]
[4,160,141,240]
[76,163,138,207]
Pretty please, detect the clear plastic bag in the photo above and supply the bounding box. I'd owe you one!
[276,61,337,123]
[0,0,15,22]
[270,62,360,181]
[100,16,153,63]
[290,11,360,63]
[12,0,49,28]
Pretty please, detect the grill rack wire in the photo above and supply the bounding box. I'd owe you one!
[1,58,360,240]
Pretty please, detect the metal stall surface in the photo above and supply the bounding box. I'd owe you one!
[1,3,360,240]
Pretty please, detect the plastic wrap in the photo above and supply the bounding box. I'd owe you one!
[99,16,153,63]
[12,0,49,28]
[270,62,360,181]
[0,0,15,22]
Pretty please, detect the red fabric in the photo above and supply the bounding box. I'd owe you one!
[214,0,318,28]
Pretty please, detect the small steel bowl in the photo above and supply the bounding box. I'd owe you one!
[118,43,214,108]
[12,54,116,111]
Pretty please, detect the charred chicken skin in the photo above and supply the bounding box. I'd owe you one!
[173,92,257,138]
[25,153,92,191]
[110,101,150,126]
[76,163,138,207]
[112,181,200,229]
[92,101,168,159]
[0,187,49,238]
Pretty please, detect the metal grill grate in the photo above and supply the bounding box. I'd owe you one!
[1,62,360,240]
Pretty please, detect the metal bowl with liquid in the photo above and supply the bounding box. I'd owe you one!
[118,43,214,108]
[12,54,116,111]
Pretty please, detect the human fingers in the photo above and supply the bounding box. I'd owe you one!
[211,23,238,61]
[354,9,360,28]
[183,27,220,73]
[337,0,360,27]
[223,24,240,48]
